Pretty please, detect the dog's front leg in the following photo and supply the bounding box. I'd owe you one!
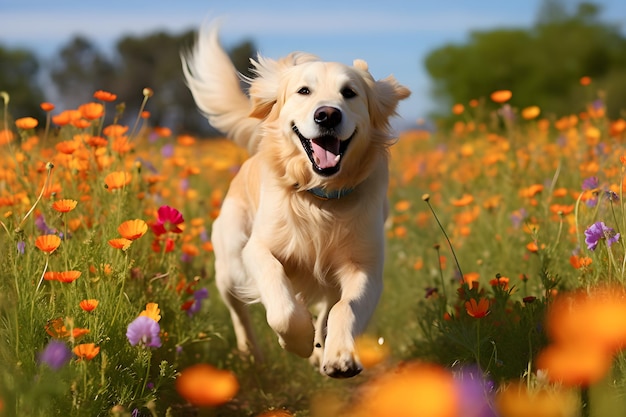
[322,265,382,378]
[242,238,315,358]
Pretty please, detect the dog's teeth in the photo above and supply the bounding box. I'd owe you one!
[334,154,341,163]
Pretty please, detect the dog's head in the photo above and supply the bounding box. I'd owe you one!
[248,53,410,192]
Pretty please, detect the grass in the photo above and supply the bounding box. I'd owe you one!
[1,84,626,416]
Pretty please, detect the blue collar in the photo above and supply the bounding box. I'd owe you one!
[307,186,354,200]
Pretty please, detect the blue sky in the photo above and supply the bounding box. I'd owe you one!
[2,0,626,125]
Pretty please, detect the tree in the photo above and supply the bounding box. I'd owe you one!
[50,36,116,109]
[424,1,626,119]
[0,45,45,121]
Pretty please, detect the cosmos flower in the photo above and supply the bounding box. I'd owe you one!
[38,340,72,370]
[151,205,184,235]
[126,316,161,348]
[584,221,620,251]
[465,298,490,319]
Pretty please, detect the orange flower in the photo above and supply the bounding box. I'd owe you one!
[40,102,55,112]
[0,129,15,145]
[176,364,239,407]
[93,90,117,102]
[355,334,390,369]
[140,302,161,322]
[535,343,611,386]
[79,102,104,120]
[549,204,574,215]
[56,270,81,283]
[153,126,172,137]
[462,272,480,289]
[490,90,512,103]
[489,275,510,290]
[519,184,544,198]
[52,110,81,126]
[73,343,100,361]
[79,299,99,312]
[104,171,131,190]
[52,199,78,213]
[15,117,38,130]
[394,200,411,212]
[465,298,490,318]
[108,238,132,250]
[451,103,464,115]
[45,318,90,339]
[177,134,196,146]
[103,124,129,137]
[35,234,61,254]
[451,194,474,207]
[55,140,79,155]
[118,219,148,240]
[569,255,592,269]
[521,106,540,120]
[350,362,459,417]
[580,76,592,86]
[141,111,151,119]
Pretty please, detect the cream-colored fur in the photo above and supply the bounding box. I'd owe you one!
[182,25,410,378]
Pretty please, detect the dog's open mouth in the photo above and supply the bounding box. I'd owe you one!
[292,125,354,176]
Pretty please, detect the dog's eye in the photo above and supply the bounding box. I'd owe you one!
[341,87,357,99]
[297,87,310,95]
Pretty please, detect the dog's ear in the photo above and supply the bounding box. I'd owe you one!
[249,52,320,119]
[353,59,411,128]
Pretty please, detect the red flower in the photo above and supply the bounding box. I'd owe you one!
[151,205,184,235]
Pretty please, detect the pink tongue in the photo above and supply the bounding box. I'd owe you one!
[311,137,340,169]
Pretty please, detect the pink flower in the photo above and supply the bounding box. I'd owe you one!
[151,205,184,235]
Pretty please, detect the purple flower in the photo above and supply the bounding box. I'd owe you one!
[38,340,72,370]
[582,176,599,190]
[453,364,497,417]
[17,241,25,255]
[161,143,174,158]
[35,214,55,234]
[126,316,161,348]
[584,221,620,251]
[186,287,209,317]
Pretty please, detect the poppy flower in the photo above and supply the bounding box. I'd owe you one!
[465,298,490,318]
[35,234,61,254]
[108,238,132,250]
[151,205,184,235]
[490,90,512,103]
[45,318,90,339]
[126,316,161,348]
[451,194,474,207]
[55,140,79,155]
[78,102,104,120]
[93,90,117,102]
[104,171,131,190]
[40,102,55,112]
[79,299,99,312]
[38,340,72,370]
[584,221,620,251]
[15,117,38,130]
[118,219,148,240]
[73,343,100,361]
[177,134,196,146]
[140,302,161,322]
[52,199,78,213]
[56,270,81,283]
[103,124,129,137]
[176,363,239,407]
[521,106,540,120]
[535,343,611,386]
[349,362,459,417]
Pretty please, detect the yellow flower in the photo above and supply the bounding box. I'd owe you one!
[140,303,161,322]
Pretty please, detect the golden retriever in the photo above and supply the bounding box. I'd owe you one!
[182,25,410,378]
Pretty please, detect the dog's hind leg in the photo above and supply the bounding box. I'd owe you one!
[212,204,263,362]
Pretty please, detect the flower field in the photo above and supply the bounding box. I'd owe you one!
[2,82,626,416]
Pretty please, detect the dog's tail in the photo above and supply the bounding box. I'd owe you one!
[182,25,260,154]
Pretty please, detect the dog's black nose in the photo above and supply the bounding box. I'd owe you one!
[314,106,342,129]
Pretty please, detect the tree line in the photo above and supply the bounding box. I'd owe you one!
[1,1,625,134]
[0,30,255,135]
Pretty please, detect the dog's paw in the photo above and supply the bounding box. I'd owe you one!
[322,350,362,378]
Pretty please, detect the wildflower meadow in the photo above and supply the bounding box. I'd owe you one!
[1,79,626,417]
